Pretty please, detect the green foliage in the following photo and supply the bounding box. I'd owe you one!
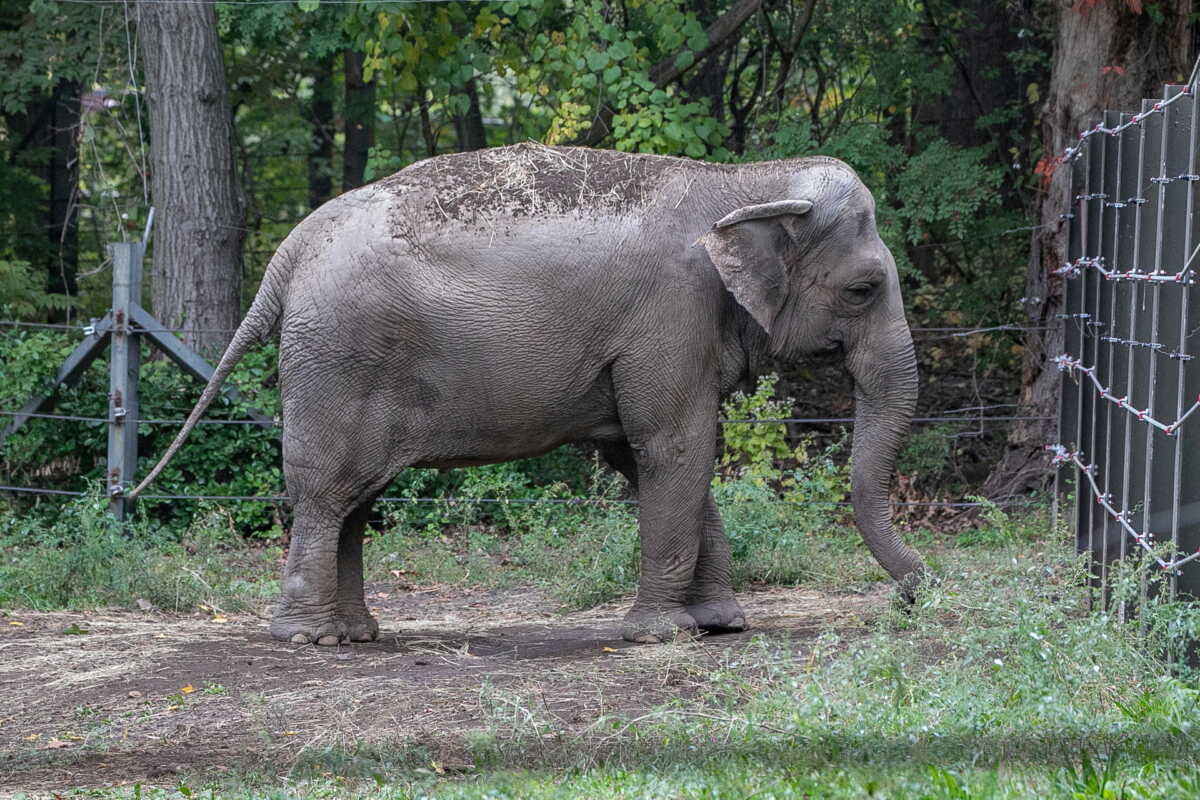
[0,259,73,318]
[0,330,284,536]
[711,375,858,586]
[898,424,953,484]
[954,496,1043,548]
[374,455,640,610]
[718,374,792,476]
[0,488,278,610]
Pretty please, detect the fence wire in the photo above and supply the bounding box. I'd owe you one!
[0,483,1031,509]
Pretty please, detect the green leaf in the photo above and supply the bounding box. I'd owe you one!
[586,50,609,71]
[296,0,319,11]
[603,65,621,85]
[608,40,633,61]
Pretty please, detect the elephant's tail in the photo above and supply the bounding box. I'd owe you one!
[128,254,289,500]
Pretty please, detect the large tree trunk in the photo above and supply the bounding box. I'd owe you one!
[342,49,375,191]
[46,80,81,300]
[136,0,244,355]
[6,81,82,303]
[306,53,335,210]
[984,0,1193,499]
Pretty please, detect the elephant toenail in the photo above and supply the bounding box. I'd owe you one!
[316,634,340,647]
[290,633,310,644]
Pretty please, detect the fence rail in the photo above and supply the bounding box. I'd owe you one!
[1053,79,1200,611]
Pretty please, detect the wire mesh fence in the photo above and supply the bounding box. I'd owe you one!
[1051,78,1200,609]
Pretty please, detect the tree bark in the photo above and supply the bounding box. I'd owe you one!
[984,0,1194,499]
[342,49,375,191]
[136,0,244,355]
[306,53,335,209]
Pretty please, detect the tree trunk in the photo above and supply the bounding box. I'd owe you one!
[920,0,1022,152]
[47,80,81,300]
[6,81,82,303]
[306,53,335,210]
[417,79,437,157]
[453,80,488,152]
[342,49,375,191]
[984,0,1194,499]
[136,0,244,355]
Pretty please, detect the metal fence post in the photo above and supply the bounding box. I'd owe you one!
[107,242,144,521]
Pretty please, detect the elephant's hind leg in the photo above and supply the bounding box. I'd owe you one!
[270,497,349,646]
[335,498,381,642]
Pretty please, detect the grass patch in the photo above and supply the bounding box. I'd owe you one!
[0,489,279,612]
[15,524,1200,799]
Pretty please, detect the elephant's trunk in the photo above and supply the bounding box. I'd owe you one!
[846,320,926,598]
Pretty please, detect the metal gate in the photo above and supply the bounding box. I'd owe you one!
[1052,79,1200,610]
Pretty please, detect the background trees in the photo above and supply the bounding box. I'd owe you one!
[0,0,1196,509]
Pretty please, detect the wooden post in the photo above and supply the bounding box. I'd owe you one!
[107,242,144,520]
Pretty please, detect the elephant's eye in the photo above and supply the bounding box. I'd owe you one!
[844,282,877,304]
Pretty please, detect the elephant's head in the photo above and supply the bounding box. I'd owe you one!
[697,158,926,597]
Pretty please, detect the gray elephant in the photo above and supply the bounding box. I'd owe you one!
[133,143,925,646]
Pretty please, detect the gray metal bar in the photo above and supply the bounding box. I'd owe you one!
[1109,112,1139,619]
[130,305,274,428]
[1124,100,1154,629]
[1167,84,1200,637]
[107,243,143,520]
[1157,85,1192,615]
[1081,121,1107,606]
[1058,143,1087,535]
[1097,110,1123,606]
[0,316,113,441]
[1138,96,1167,620]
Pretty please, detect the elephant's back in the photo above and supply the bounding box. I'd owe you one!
[374,143,709,227]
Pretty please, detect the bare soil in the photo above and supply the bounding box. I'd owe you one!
[0,582,889,794]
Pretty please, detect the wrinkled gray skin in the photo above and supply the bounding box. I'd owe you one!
[133,144,926,646]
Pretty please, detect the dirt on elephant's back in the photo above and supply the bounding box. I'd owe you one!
[380,144,697,225]
[0,583,888,792]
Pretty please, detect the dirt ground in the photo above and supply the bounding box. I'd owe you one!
[0,582,889,794]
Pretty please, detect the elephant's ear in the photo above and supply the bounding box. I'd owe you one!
[696,199,814,334]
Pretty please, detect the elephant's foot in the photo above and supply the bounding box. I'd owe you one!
[685,596,748,633]
[270,611,343,646]
[271,611,379,646]
[335,610,379,643]
[620,606,698,644]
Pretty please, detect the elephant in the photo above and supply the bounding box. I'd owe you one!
[132,143,926,646]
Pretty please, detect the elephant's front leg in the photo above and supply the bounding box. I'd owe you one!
[621,431,714,644]
[685,493,747,632]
